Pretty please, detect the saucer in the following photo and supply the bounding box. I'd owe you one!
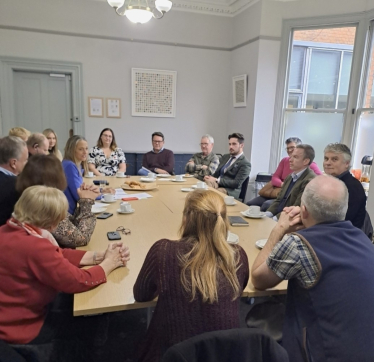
[241,211,265,219]
[101,198,116,203]
[116,175,126,178]
[91,206,107,214]
[85,175,95,178]
[191,185,207,189]
[225,201,237,206]
[117,208,135,214]
[181,188,194,192]
[255,239,268,249]
[171,179,186,182]
[140,177,156,182]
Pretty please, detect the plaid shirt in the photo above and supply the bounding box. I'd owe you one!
[266,233,320,288]
[185,152,220,181]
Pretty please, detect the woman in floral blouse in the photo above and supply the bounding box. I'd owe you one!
[88,128,126,176]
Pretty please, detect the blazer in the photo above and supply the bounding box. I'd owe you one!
[267,167,315,218]
[213,154,251,199]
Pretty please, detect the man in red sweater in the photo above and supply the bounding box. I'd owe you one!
[138,132,175,175]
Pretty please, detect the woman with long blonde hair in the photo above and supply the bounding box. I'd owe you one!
[134,189,249,362]
[42,128,63,161]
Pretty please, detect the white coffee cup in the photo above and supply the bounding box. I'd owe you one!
[120,202,132,212]
[224,196,235,205]
[176,175,183,181]
[87,171,94,177]
[117,172,125,177]
[103,193,115,202]
[248,206,261,215]
[148,172,156,179]
[197,181,207,189]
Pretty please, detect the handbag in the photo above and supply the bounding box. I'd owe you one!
[259,182,281,199]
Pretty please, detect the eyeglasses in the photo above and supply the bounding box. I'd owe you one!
[152,140,163,144]
[116,226,131,235]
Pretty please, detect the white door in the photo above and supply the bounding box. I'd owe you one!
[13,71,73,153]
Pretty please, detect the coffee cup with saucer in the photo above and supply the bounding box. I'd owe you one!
[118,202,134,214]
[103,193,115,203]
[224,196,235,205]
[116,172,125,178]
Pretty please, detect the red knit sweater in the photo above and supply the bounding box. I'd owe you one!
[0,224,106,344]
[142,149,175,174]
[134,239,249,362]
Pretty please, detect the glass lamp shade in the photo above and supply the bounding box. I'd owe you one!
[155,0,172,12]
[107,0,125,8]
[125,7,153,23]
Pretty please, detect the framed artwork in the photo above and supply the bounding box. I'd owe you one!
[132,68,177,118]
[233,75,247,107]
[106,98,121,118]
[88,97,104,117]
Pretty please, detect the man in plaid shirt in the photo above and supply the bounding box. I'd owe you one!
[185,134,219,181]
[251,175,374,362]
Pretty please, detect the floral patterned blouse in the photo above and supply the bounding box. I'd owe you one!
[88,146,126,176]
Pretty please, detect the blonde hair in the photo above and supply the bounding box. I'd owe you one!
[9,127,31,141]
[63,135,89,175]
[179,190,241,304]
[14,185,68,229]
[43,128,60,156]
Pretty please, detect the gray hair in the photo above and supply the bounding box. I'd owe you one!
[324,143,351,163]
[301,175,348,224]
[26,133,47,149]
[285,137,302,145]
[296,144,315,165]
[0,136,27,164]
[201,134,214,144]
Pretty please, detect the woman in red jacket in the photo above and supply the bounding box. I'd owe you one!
[0,185,130,345]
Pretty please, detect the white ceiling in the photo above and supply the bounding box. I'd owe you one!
[96,0,299,17]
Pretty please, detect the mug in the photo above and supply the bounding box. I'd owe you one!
[148,172,156,179]
[175,175,183,181]
[248,206,261,215]
[87,171,94,177]
[224,196,235,205]
[103,193,115,202]
[197,181,207,189]
[117,172,125,177]
[120,202,132,212]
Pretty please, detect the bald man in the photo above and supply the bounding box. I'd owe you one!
[26,133,49,157]
[251,176,374,362]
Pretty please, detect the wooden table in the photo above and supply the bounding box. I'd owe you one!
[74,176,287,316]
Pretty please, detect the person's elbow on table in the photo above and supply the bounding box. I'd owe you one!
[251,263,282,291]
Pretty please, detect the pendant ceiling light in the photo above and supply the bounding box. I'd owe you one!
[107,0,172,24]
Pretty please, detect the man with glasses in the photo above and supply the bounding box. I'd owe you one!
[0,136,28,225]
[185,134,220,181]
[204,133,251,199]
[138,132,175,175]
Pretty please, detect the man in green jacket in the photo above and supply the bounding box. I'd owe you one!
[266,144,316,220]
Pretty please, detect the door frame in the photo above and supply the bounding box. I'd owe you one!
[0,57,84,136]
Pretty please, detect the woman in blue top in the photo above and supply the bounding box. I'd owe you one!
[62,135,90,214]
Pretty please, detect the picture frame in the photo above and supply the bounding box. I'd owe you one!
[88,97,104,117]
[233,75,247,108]
[106,98,121,118]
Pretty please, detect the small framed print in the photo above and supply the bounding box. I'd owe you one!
[233,75,247,108]
[106,98,121,118]
[88,97,104,117]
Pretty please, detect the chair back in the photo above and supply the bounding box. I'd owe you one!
[0,340,27,362]
[161,328,289,362]
[239,176,250,202]
[361,211,373,242]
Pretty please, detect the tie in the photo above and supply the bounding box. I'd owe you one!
[220,157,235,177]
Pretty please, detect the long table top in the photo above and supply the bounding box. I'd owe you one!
[74,176,286,316]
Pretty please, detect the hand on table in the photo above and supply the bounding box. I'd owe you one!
[156,168,169,174]
[81,182,100,193]
[101,187,115,194]
[204,175,216,182]
[100,243,131,275]
[77,187,100,201]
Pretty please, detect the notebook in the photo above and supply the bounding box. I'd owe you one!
[228,216,249,226]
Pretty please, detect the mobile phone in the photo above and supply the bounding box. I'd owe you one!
[107,231,122,240]
[93,180,109,186]
[97,212,113,219]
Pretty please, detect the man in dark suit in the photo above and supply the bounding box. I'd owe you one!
[204,133,251,200]
[266,144,316,220]
[323,143,366,228]
[0,136,28,225]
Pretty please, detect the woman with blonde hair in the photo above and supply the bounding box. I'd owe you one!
[62,135,91,214]
[43,128,63,161]
[8,127,31,141]
[0,185,130,345]
[134,189,249,362]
